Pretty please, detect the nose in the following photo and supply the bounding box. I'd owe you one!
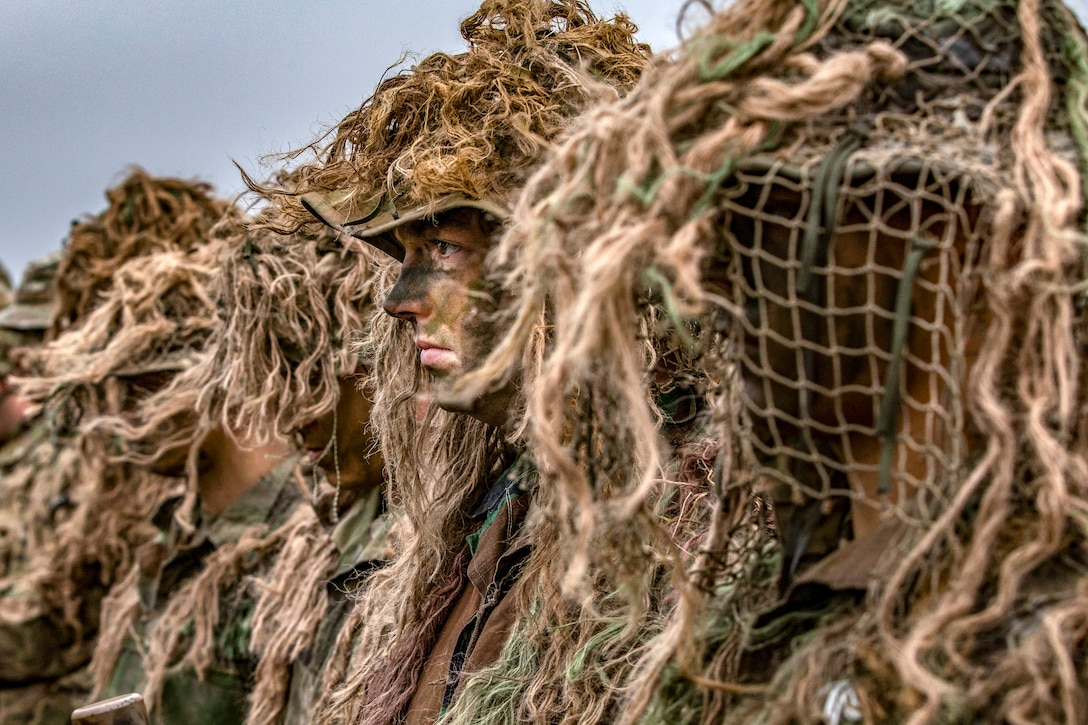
[382,265,431,322]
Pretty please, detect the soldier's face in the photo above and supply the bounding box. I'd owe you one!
[382,208,515,428]
[296,371,384,492]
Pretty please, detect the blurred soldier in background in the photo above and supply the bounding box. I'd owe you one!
[0,254,57,446]
[0,170,234,724]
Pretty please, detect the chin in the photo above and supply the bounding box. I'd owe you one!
[429,373,471,411]
[436,387,516,430]
[431,389,477,417]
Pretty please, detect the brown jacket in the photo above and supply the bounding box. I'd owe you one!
[405,460,534,724]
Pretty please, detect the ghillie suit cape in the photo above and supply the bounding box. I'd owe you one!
[199,214,381,449]
[65,235,305,724]
[266,1,656,723]
[176,196,388,725]
[480,0,1088,722]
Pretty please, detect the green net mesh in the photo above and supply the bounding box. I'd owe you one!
[702,0,1086,564]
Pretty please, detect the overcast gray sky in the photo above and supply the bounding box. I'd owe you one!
[0,0,683,281]
[2,0,1086,282]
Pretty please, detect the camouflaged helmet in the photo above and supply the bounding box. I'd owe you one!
[294,0,650,257]
[694,0,1088,546]
[0,253,60,332]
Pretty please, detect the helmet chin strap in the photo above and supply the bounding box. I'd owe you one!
[330,407,342,524]
[873,236,934,496]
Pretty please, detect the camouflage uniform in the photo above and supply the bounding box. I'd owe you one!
[105,458,303,724]
[283,486,389,724]
[405,458,535,724]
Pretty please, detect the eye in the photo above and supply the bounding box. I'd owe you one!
[432,240,462,257]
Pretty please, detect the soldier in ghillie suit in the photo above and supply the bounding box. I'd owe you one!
[178,199,389,724]
[63,238,309,725]
[0,170,236,724]
[0,255,84,725]
[0,255,67,581]
[77,169,388,723]
[278,1,661,722]
[480,0,1088,722]
[0,254,56,464]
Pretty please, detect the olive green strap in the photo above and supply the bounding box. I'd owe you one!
[874,237,935,495]
[798,125,867,294]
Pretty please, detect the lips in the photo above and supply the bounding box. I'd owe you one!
[416,338,458,369]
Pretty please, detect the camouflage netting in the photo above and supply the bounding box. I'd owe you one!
[50,167,237,341]
[253,2,656,723]
[482,0,1088,721]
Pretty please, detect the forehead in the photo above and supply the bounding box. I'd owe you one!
[394,208,498,243]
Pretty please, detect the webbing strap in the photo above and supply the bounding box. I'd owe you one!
[798,125,867,294]
[874,237,935,495]
[795,125,867,450]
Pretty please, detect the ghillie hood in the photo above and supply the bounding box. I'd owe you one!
[27,241,225,438]
[50,167,237,341]
[484,0,1088,721]
[262,0,649,239]
[193,204,385,445]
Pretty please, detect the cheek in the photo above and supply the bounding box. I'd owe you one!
[420,275,474,334]
[461,270,504,345]
[336,387,376,447]
[298,411,335,449]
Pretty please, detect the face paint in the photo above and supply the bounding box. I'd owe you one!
[383,208,516,427]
